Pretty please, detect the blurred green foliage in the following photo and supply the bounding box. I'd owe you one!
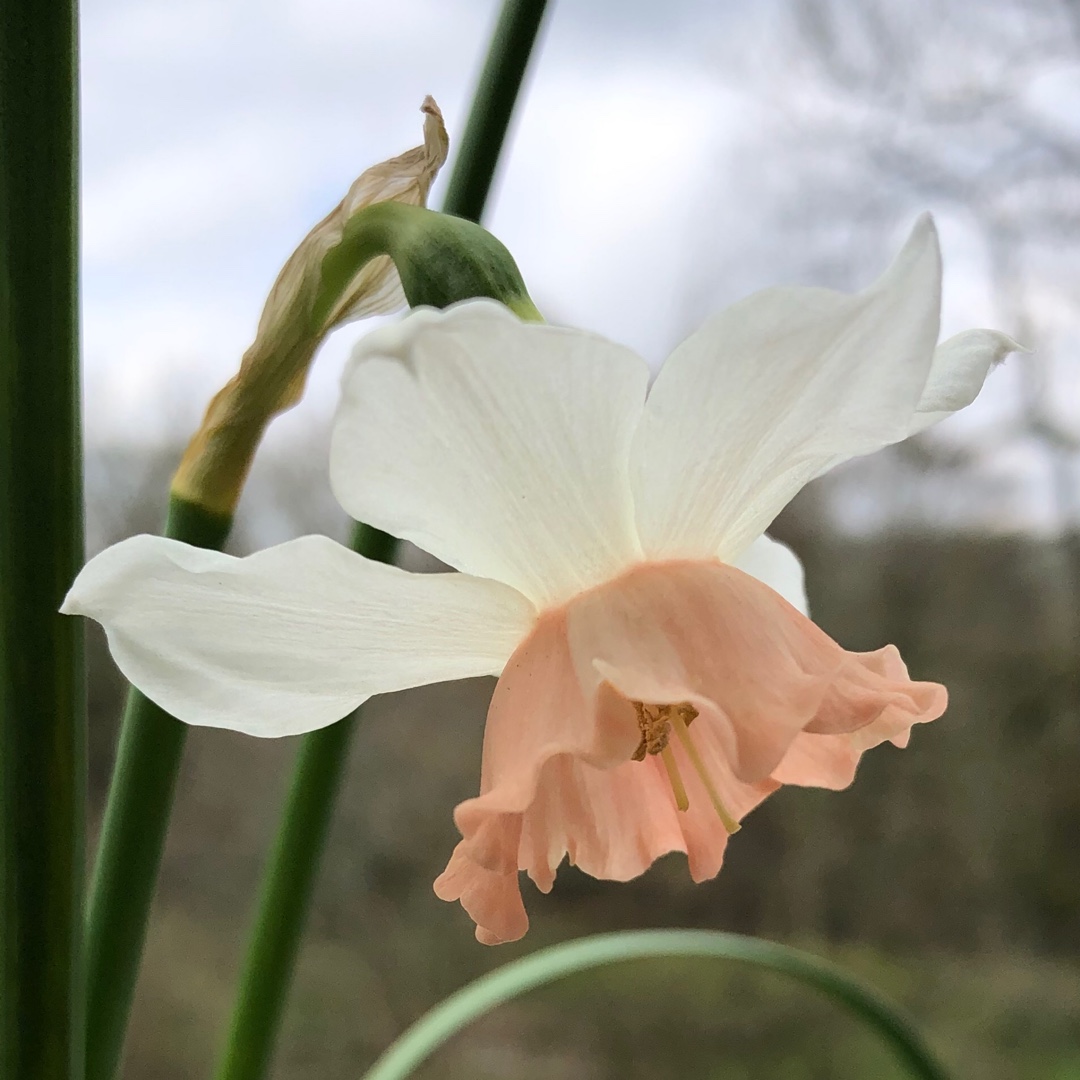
[124,907,1080,1079]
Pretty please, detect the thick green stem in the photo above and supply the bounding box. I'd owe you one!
[212,4,551,1078]
[442,0,551,222]
[0,0,83,1076]
[84,498,232,1080]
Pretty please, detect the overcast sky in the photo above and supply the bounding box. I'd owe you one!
[80,0,1080,534]
[82,2,759,433]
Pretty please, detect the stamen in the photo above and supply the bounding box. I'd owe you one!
[630,699,738,828]
[670,712,741,835]
[659,746,689,812]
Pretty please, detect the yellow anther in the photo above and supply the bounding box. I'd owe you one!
[632,701,671,761]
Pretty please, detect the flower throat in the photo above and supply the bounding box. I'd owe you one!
[632,701,740,834]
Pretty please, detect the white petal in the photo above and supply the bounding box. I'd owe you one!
[732,533,808,615]
[909,329,1021,433]
[330,300,649,608]
[62,533,535,737]
[631,216,942,561]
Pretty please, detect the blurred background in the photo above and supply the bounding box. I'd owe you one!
[83,0,1080,1076]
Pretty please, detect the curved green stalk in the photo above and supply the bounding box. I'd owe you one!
[84,497,232,1080]
[0,0,83,1076]
[361,930,953,1080]
[212,3,551,1078]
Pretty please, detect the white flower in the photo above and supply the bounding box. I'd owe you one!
[65,215,1017,942]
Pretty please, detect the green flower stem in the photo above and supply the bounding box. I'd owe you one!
[361,930,953,1080]
[84,497,232,1080]
[0,0,83,1075]
[442,0,551,222]
[212,524,394,1080]
[212,3,550,1078]
[315,203,540,328]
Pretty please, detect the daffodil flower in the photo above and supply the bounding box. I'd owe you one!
[65,216,1017,943]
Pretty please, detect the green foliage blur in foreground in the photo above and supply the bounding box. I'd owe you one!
[127,909,1080,1080]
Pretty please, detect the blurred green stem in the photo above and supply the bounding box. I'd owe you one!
[442,0,550,222]
[0,0,84,1076]
[84,498,232,1080]
[212,524,394,1080]
[212,3,550,1079]
[361,931,953,1080]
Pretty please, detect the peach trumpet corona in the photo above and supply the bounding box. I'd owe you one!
[433,559,946,944]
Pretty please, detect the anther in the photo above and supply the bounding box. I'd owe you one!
[632,701,671,761]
